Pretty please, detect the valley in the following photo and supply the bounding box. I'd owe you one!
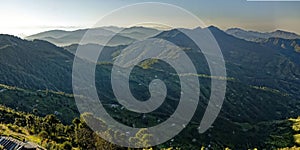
[1,25,300,149]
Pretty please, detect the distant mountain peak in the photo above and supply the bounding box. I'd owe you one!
[273,29,294,34]
[226,28,300,42]
[25,26,161,46]
[128,26,151,29]
[227,27,243,31]
[274,29,287,33]
[208,25,222,30]
[0,34,21,39]
[192,26,202,31]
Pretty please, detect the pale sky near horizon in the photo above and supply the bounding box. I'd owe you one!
[0,0,300,37]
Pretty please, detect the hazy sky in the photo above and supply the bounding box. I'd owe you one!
[0,0,300,37]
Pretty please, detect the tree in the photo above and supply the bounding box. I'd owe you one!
[72,118,81,129]
[14,118,25,127]
[129,128,154,148]
[43,114,60,136]
[72,118,81,145]
[38,130,49,139]
[75,122,96,149]
[44,114,60,125]
[81,113,107,132]
[25,115,35,128]
[60,141,72,150]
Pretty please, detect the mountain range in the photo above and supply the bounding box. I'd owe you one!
[26,26,161,46]
[226,27,300,42]
[2,26,300,122]
[1,25,300,148]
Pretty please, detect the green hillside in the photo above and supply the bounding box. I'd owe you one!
[1,25,300,149]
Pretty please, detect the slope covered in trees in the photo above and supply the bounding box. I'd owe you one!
[1,26,300,149]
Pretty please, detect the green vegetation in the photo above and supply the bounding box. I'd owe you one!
[0,105,118,149]
[1,27,300,149]
[139,59,159,69]
[0,84,78,124]
[0,105,178,150]
[1,72,300,149]
[2,104,300,149]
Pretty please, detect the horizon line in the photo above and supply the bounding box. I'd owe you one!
[1,24,299,38]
